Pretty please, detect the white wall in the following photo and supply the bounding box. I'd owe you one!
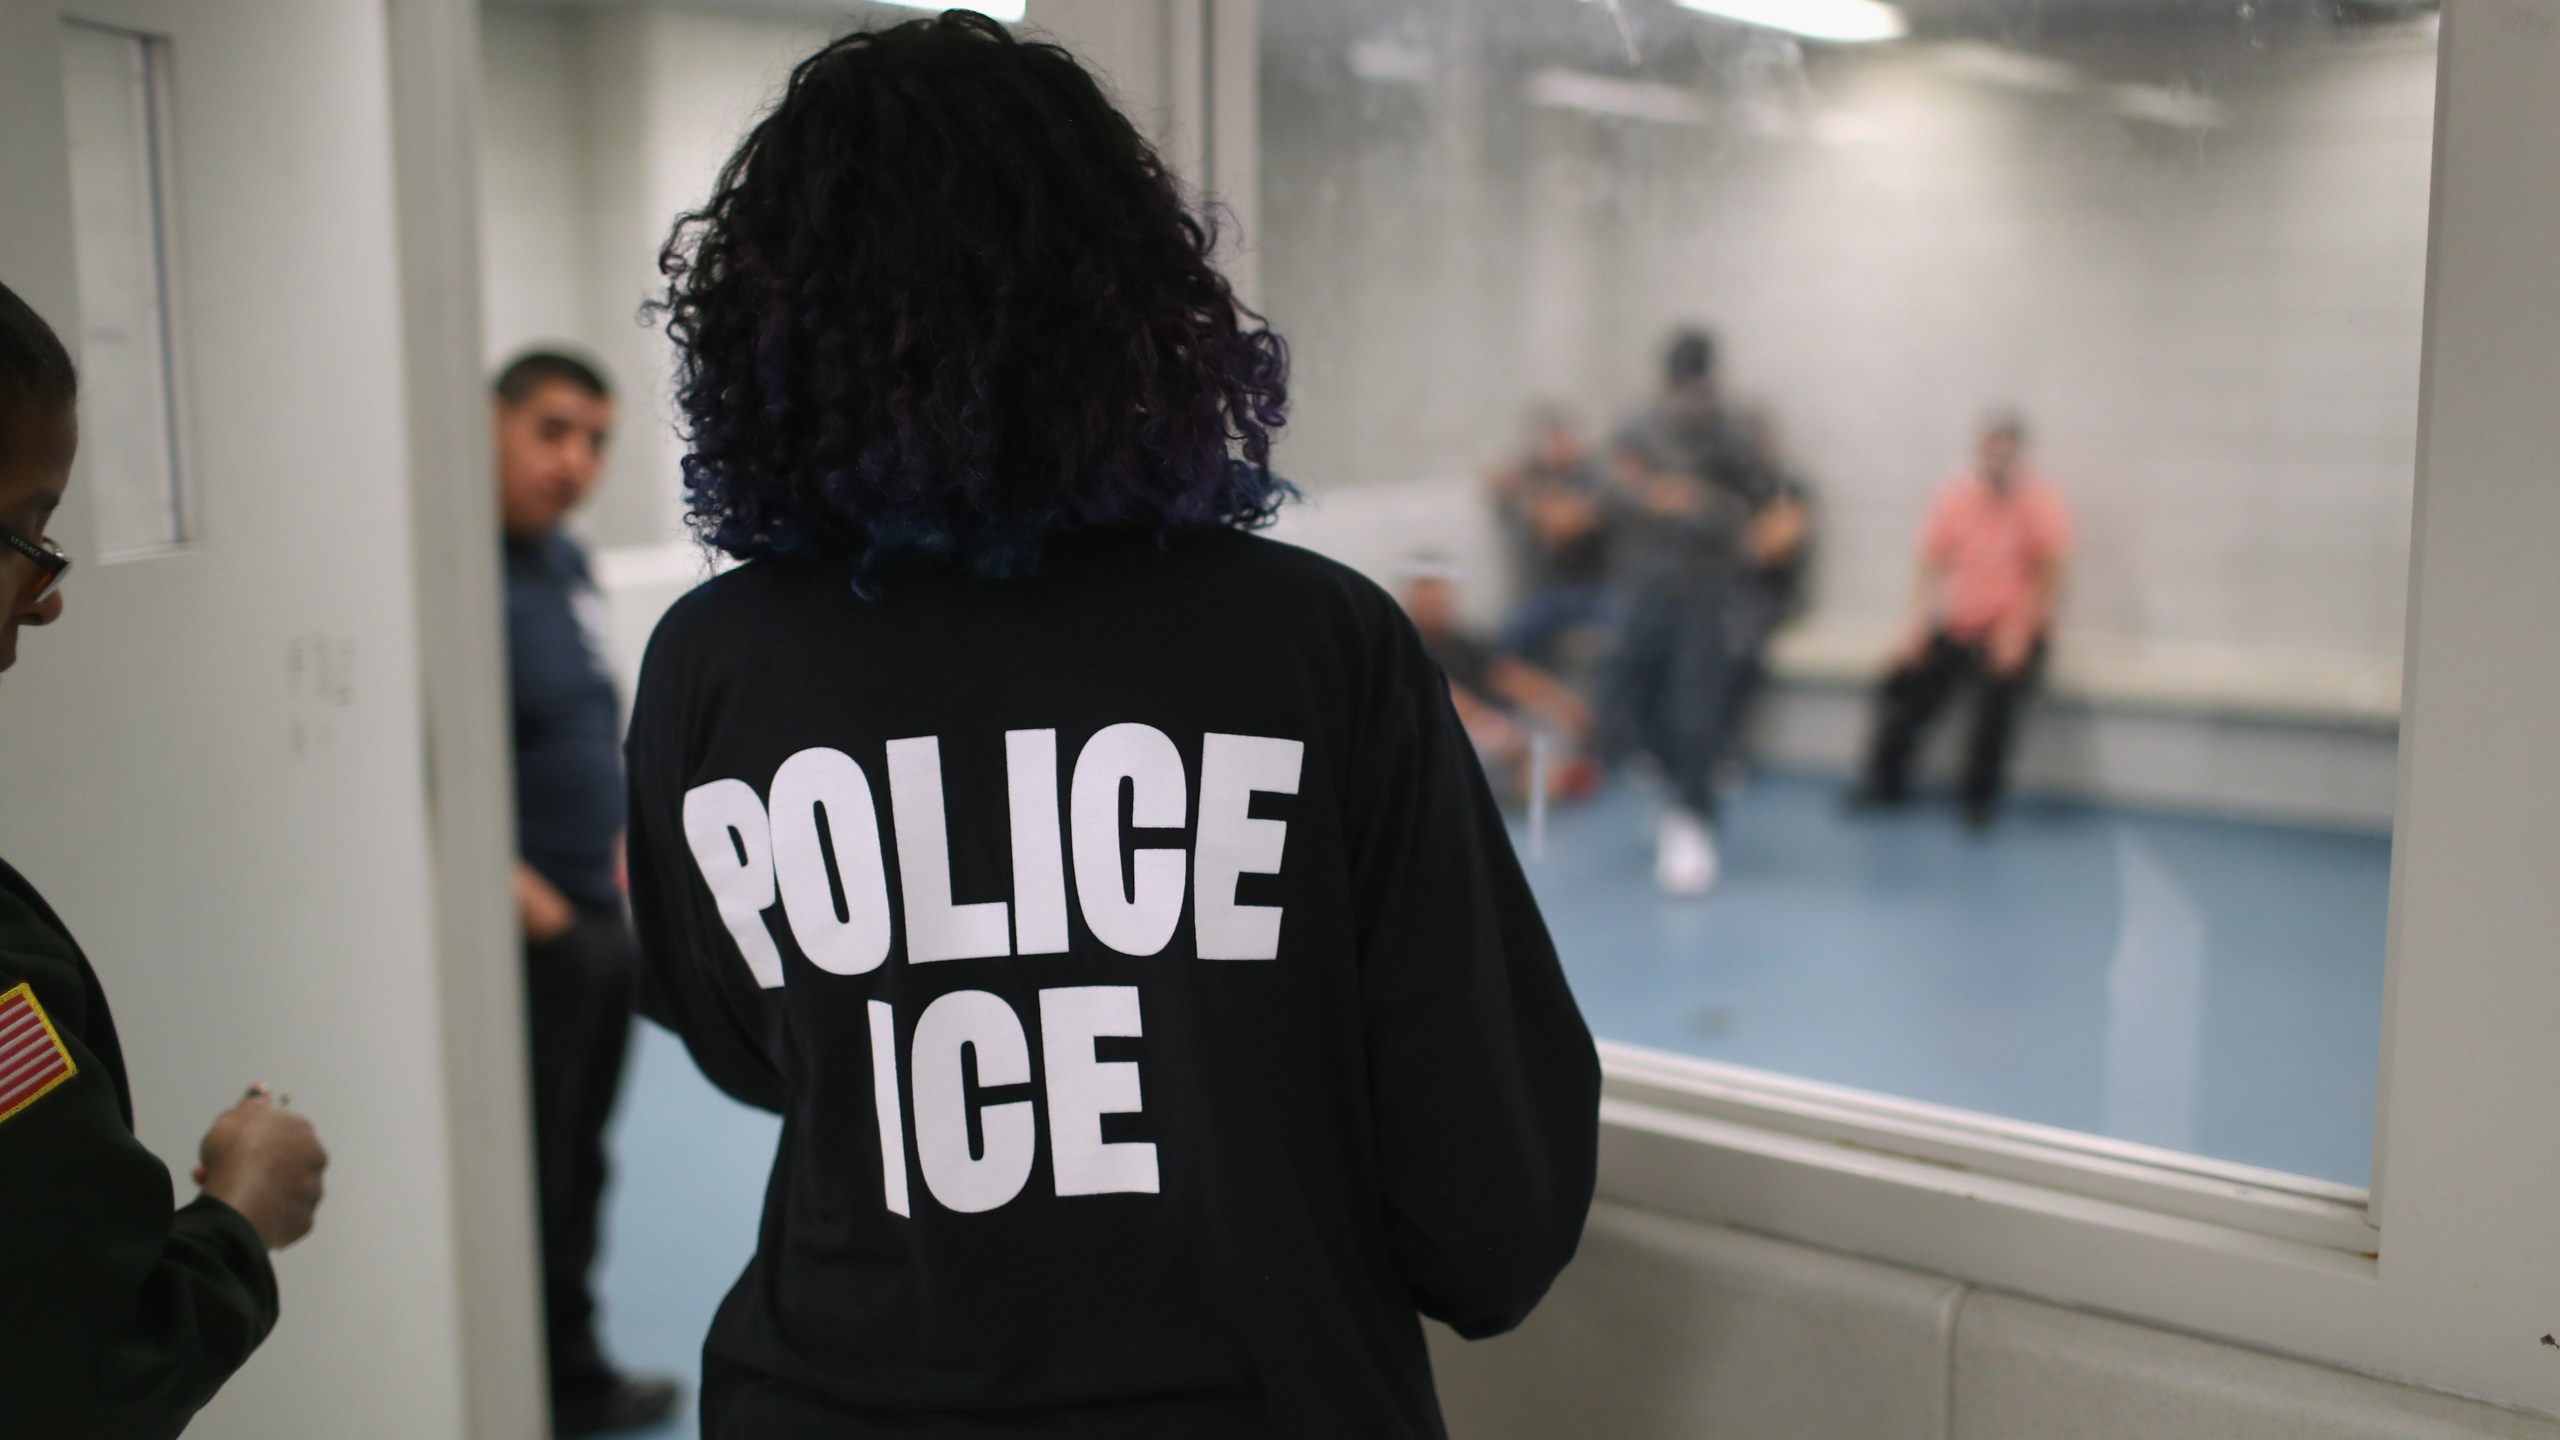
[1260,18,2433,685]
[1679,33,2431,672]
[479,2,846,548]
[1429,1201,2560,1440]
[478,8,592,362]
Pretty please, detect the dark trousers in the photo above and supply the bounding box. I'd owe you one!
[1861,631,2047,809]
[525,906,640,1402]
[1497,581,1612,668]
[1713,628,1778,774]
[1714,577,1792,771]
[1600,585,1743,818]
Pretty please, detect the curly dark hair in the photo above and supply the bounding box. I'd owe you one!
[654,10,1291,590]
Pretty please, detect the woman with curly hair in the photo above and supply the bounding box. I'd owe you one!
[624,13,1598,1437]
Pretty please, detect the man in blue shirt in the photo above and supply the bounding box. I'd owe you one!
[495,351,676,1435]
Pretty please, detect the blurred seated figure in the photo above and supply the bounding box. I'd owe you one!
[1600,329,1763,896]
[1400,557,1599,804]
[1847,412,2072,830]
[1487,403,1612,668]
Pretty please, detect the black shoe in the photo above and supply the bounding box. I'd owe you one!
[555,1374,681,1436]
[1961,798,2000,833]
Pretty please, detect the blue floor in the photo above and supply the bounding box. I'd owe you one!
[1514,773,2389,1184]
[586,771,2390,1435]
[591,1025,778,1440]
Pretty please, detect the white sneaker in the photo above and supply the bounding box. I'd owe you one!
[1655,808,1720,896]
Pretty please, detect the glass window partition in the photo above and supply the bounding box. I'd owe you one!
[1259,0,2436,1186]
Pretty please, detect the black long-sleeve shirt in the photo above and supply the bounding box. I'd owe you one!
[626,530,1600,1438]
[0,859,279,1439]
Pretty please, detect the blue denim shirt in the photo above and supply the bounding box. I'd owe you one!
[506,530,625,911]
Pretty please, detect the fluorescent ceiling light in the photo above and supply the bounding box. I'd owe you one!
[1526,68,1710,125]
[1673,0,1906,43]
[873,0,1027,21]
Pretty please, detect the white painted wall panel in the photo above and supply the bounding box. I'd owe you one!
[478,3,840,549]
[1430,1201,1961,1440]
[478,7,592,363]
[1952,1291,2560,1440]
[1430,1203,2560,1440]
[0,2,475,1435]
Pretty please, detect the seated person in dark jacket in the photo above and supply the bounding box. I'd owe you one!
[0,279,329,1437]
[1486,403,1613,667]
[626,17,1601,1438]
[1398,556,1599,804]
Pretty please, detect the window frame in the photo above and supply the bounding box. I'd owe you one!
[1204,0,2560,1416]
[58,16,198,560]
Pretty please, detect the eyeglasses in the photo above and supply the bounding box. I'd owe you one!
[3,530,69,607]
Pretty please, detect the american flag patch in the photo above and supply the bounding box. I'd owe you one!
[0,982,77,1126]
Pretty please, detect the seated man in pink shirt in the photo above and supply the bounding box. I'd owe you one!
[1848,413,2071,829]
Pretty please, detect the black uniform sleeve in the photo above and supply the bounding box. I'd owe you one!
[0,961,278,1438]
[1347,603,1602,1340]
[624,596,787,1114]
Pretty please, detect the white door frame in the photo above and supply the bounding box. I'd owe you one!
[385,0,549,1435]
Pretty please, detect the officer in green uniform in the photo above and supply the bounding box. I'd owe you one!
[0,278,330,1436]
